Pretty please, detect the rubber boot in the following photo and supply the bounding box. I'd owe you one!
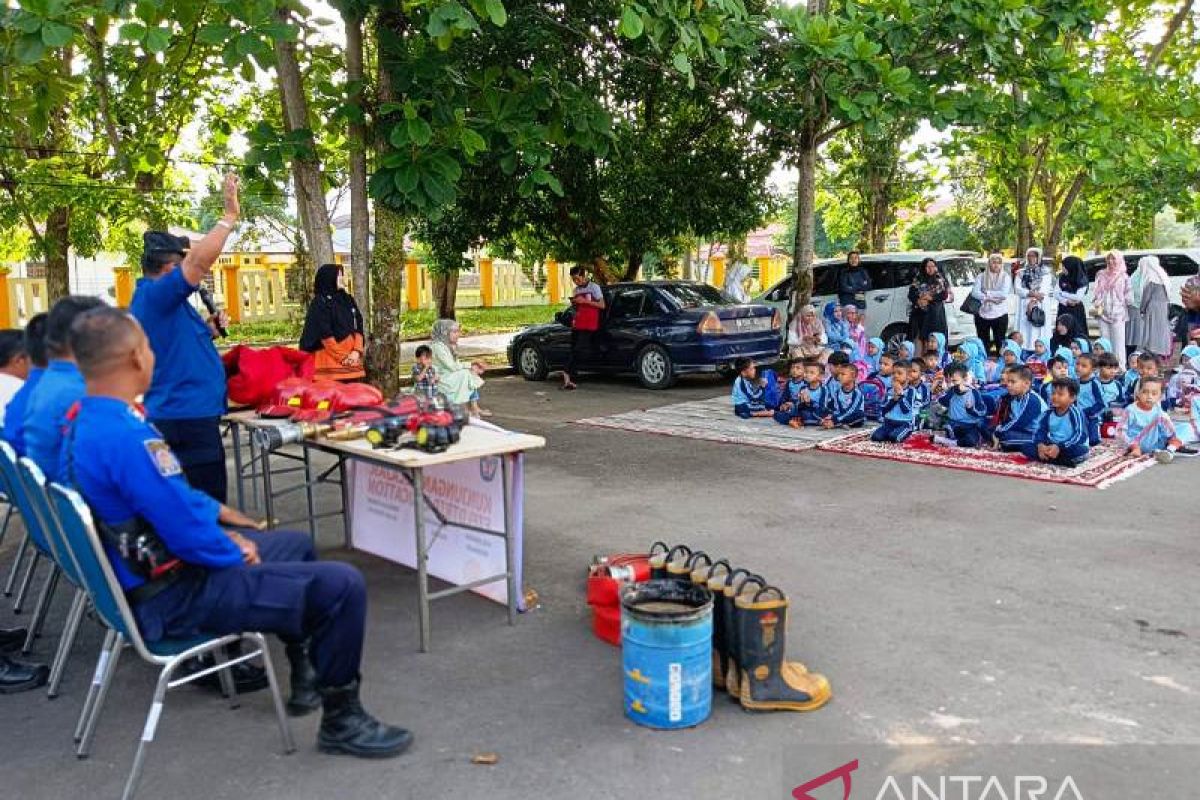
[317,679,413,759]
[285,641,321,717]
[656,544,691,582]
[699,560,730,689]
[647,542,670,580]
[722,571,762,698]
[671,550,708,586]
[735,587,831,712]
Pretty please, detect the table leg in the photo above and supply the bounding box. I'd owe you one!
[501,455,517,626]
[302,445,316,544]
[338,457,351,549]
[413,468,430,653]
[248,428,260,507]
[230,423,245,512]
[260,436,276,526]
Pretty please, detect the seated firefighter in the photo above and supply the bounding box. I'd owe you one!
[62,305,411,759]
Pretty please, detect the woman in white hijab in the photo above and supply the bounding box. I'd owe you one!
[722,260,752,303]
[1015,247,1056,344]
[1131,255,1173,357]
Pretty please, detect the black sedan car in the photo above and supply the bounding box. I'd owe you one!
[507,281,783,389]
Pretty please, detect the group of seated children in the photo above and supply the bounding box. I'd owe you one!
[731,332,1200,467]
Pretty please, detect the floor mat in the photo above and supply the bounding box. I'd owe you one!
[815,430,1158,489]
[574,396,865,451]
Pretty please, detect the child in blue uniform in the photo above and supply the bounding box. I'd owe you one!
[1074,354,1105,445]
[1027,378,1090,466]
[1095,352,1125,408]
[825,363,865,428]
[865,337,884,373]
[1040,355,1070,403]
[1120,377,1196,463]
[782,359,830,428]
[909,360,933,428]
[994,365,1047,452]
[938,363,990,447]
[1123,352,1160,405]
[773,358,808,424]
[872,360,917,442]
[1,312,48,457]
[63,306,412,759]
[731,357,778,419]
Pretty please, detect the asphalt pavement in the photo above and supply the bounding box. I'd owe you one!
[2,372,1198,799]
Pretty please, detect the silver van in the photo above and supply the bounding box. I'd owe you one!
[754,251,981,349]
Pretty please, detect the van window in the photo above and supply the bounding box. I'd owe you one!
[865,261,895,290]
[813,264,838,297]
[1159,254,1199,277]
[941,257,977,287]
[765,276,793,302]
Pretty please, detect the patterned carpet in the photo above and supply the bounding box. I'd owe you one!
[574,396,870,452]
[816,430,1158,489]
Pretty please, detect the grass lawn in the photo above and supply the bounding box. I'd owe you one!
[226,305,558,345]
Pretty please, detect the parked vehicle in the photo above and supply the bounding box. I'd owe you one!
[507,281,782,389]
[754,251,980,350]
[1080,249,1199,334]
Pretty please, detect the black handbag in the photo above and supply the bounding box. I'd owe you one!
[959,294,982,316]
[1026,304,1046,328]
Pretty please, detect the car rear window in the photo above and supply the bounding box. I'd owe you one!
[659,283,733,308]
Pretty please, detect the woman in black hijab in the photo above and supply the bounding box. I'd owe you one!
[907,257,950,352]
[1054,255,1090,338]
[299,263,366,381]
[1049,312,1081,353]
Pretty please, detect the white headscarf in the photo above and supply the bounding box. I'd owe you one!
[1131,256,1169,307]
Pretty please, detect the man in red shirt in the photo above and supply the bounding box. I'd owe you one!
[562,266,605,390]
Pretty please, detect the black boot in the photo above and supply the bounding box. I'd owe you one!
[734,586,831,712]
[0,626,30,654]
[697,560,730,689]
[285,642,321,717]
[721,570,760,697]
[0,654,49,694]
[318,680,413,759]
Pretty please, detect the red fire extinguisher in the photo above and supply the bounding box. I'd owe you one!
[587,553,651,646]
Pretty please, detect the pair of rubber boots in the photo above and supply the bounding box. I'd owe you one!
[285,642,413,759]
[648,543,831,712]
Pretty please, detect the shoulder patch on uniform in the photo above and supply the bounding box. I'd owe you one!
[143,439,182,477]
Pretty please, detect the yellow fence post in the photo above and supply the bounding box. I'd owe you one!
[711,256,726,289]
[479,257,495,308]
[222,262,242,323]
[546,258,561,304]
[114,266,133,307]
[0,269,10,328]
[755,256,771,293]
[405,258,420,310]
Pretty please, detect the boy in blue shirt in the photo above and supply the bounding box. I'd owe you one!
[731,358,777,419]
[783,359,830,428]
[825,362,865,428]
[1074,354,1105,445]
[937,363,990,447]
[773,358,807,425]
[994,365,1047,452]
[1027,378,1090,466]
[871,359,917,442]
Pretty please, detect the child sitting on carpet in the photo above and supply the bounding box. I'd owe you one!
[937,363,990,448]
[872,360,917,443]
[1124,352,1160,405]
[1171,347,1200,444]
[994,365,1047,453]
[921,351,945,393]
[774,358,809,425]
[1092,337,1113,359]
[1095,352,1126,409]
[782,358,830,428]
[1007,331,1028,360]
[1040,355,1070,403]
[865,337,884,373]
[1027,378,1090,466]
[826,349,851,387]
[871,352,896,390]
[825,362,865,428]
[909,359,933,429]
[1120,377,1196,462]
[926,332,951,370]
[1075,354,1105,445]
[1026,338,1050,379]
[731,357,777,419]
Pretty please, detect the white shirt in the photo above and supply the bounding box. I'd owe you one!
[0,373,24,427]
[971,270,1013,320]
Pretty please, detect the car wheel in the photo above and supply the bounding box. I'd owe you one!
[636,344,675,390]
[516,343,548,381]
[882,323,909,354]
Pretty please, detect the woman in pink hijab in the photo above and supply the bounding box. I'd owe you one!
[1091,250,1132,369]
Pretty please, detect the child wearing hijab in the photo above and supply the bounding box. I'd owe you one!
[1070,338,1090,361]
[925,332,950,370]
[864,337,884,374]
[1049,314,1080,354]
[430,318,488,416]
[1092,337,1112,359]
[844,305,868,358]
[1000,340,1023,370]
[898,340,917,362]
[823,301,852,356]
[1025,337,1051,378]
[299,263,366,381]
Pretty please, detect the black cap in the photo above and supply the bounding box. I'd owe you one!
[142,230,190,256]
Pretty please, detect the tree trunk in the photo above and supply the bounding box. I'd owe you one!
[1043,171,1087,259]
[788,131,819,326]
[44,206,71,300]
[274,4,336,268]
[344,9,371,318]
[431,272,458,319]
[135,171,169,229]
[365,7,406,396]
[622,251,643,282]
[1013,177,1033,253]
[681,248,693,281]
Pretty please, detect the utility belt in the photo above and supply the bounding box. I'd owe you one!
[98,516,189,605]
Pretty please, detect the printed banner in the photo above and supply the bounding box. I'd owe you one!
[348,454,524,609]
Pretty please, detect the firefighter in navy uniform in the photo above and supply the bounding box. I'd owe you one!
[62,306,412,759]
[130,173,239,504]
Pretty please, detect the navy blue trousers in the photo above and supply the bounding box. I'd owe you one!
[152,416,228,504]
[1019,442,1089,466]
[135,530,367,687]
[871,419,914,442]
[948,421,988,448]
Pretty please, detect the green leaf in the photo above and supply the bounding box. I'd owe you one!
[145,27,171,53]
[544,173,564,196]
[15,34,45,64]
[40,21,74,47]
[118,22,147,42]
[460,128,487,156]
[395,163,420,193]
[389,124,410,148]
[672,51,691,75]
[484,0,507,27]
[197,23,232,45]
[619,7,644,39]
[407,117,433,146]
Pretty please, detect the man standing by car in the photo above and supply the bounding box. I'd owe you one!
[561,266,605,391]
[837,250,871,311]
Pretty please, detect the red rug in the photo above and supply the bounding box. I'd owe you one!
[816,431,1158,489]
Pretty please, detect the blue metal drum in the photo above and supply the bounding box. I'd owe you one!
[620,579,713,729]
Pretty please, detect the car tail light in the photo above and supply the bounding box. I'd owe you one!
[697,312,724,336]
[771,309,781,330]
